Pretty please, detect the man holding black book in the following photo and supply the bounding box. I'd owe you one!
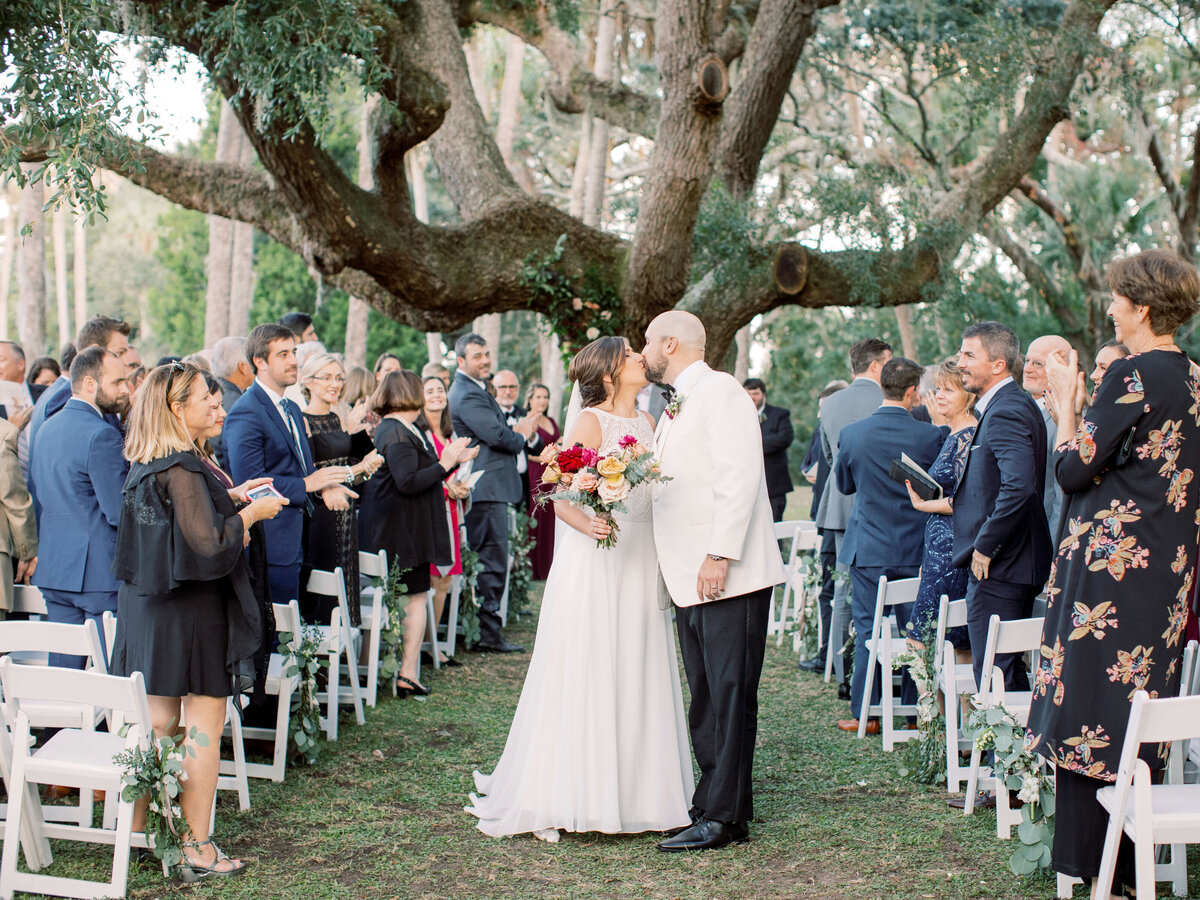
[832,358,945,733]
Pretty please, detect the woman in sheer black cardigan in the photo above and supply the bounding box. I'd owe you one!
[110,363,286,882]
[359,370,475,696]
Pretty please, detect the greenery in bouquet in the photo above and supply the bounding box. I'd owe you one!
[538,435,670,548]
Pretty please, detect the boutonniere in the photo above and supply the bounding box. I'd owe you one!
[665,393,685,420]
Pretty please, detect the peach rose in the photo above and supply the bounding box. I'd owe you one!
[597,456,627,481]
[597,476,630,503]
[573,471,600,492]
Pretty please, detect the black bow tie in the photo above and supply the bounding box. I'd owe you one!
[660,385,676,400]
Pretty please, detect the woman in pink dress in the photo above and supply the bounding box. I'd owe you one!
[419,375,469,665]
[523,383,561,581]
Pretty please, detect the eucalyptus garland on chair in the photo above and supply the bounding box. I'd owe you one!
[458,544,482,649]
[962,701,1056,876]
[279,624,327,765]
[114,719,209,875]
[890,623,947,785]
[507,510,536,619]
[376,560,410,688]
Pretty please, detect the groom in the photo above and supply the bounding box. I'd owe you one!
[644,311,785,852]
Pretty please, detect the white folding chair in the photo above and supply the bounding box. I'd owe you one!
[234,601,301,782]
[768,521,804,642]
[1092,691,1200,900]
[0,657,153,900]
[306,567,366,738]
[785,528,822,653]
[934,596,977,794]
[7,584,50,666]
[963,614,1044,839]
[856,576,921,750]
[1180,640,1200,785]
[356,549,390,707]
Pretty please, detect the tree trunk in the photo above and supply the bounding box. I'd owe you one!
[203,101,242,347]
[473,313,501,356]
[583,1,617,227]
[894,305,918,360]
[52,207,70,347]
[17,169,46,357]
[426,332,443,367]
[733,323,751,381]
[0,184,17,340]
[227,108,257,336]
[73,214,86,335]
[346,97,381,367]
[538,325,566,423]
[568,116,591,218]
[496,34,525,181]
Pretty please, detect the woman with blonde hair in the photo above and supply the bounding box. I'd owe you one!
[299,353,382,625]
[110,362,287,882]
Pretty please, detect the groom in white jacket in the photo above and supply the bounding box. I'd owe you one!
[644,311,785,852]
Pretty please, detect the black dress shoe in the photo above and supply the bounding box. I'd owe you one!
[836,682,851,700]
[656,817,748,852]
[661,807,703,837]
[474,640,526,653]
[947,792,995,810]
[798,659,824,673]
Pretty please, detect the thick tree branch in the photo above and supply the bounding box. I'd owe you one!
[1179,118,1200,262]
[1014,175,1086,270]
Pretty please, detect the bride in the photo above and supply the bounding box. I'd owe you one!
[465,336,694,842]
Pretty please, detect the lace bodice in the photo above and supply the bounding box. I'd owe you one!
[581,407,655,523]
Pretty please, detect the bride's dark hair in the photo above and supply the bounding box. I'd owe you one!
[568,336,627,409]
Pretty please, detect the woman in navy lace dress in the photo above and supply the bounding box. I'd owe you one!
[905,360,977,654]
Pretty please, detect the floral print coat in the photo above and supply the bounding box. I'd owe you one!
[1026,349,1199,781]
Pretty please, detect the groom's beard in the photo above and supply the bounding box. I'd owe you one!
[643,360,667,384]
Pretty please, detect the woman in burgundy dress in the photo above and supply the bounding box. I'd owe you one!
[524,383,560,581]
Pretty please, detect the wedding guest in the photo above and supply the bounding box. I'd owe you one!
[0,340,39,480]
[1023,334,1072,535]
[0,415,36,611]
[834,357,944,733]
[374,352,402,379]
[904,360,977,656]
[422,361,451,389]
[345,366,379,437]
[111,362,286,883]
[300,353,382,626]
[743,378,794,523]
[27,356,60,388]
[123,345,143,376]
[360,371,477,694]
[209,335,254,471]
[280,311,319,344]
[1027,249,1200,895]
[494,370,532,512]
[523,382,560,580]
[418,375,470,665]
[1089,339,1129,392]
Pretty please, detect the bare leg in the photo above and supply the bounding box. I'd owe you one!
[135,695,184,833]
[178,694,241,872]
[430,574,451,662]
[400,593,428,686]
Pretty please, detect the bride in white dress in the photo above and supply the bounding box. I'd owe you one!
[465,336,693,842]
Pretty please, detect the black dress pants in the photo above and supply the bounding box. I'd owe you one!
[965,574,1038,693]
[465,500,509,645]
[675,586,772,825]
[814,529,837,665]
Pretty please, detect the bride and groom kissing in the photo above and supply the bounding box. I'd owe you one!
[465,311,785,851]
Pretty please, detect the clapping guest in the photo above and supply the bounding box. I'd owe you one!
[1027,250,1200,894]
[523,382,560,580]
[1089,339,1129,394]
[904,360,977,659]
[111,363,287,882]
[300,353,382,626]
[0,415,36,610]
[418,375,469,665]
[1023,334,1073,536]
[360,371,477,695]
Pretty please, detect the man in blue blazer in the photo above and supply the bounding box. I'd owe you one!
[31,347,130,667]
[953,322,1052,695]
[449,333,543,652]
[28,316,130,516]
[834,358,946,731]
[224,323,347,616]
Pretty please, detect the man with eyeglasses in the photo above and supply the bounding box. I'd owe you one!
[493,370,533,512]
[1022,334,1072,535]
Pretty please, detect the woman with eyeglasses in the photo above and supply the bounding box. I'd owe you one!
[299,353,382,626]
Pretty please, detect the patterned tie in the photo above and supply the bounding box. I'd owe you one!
[281,399,305,463]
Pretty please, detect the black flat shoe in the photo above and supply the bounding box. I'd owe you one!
[475,640,525,653]
[396,675,431,696]
[656,817,748,852]
[441,656,463,667]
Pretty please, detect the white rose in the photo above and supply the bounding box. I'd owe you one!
[586,326,600,340]
[597,476,630,504]
[1017,773,1041,805]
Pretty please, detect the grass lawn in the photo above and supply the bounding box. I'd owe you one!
[16,586,1200,900]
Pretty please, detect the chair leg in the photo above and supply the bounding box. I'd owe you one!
[443,576,460,658]
[1,749,30,893]
[228,699,250,811]
[825,598,843,684]
[1133,830,1155,900]
[271,681,294,783]
[110,793,135,900]
[858,640,878,739]
[324,649,339,741]
[342,636,365,727]
[964,746,983,815]
[425,592,440,670]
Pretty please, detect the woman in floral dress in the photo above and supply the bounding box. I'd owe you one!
[1026,249,1200,896]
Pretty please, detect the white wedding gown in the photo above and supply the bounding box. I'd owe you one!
[466,408,694,836]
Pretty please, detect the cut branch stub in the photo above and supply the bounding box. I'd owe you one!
[694,54,729,113]
[773,243,807,295]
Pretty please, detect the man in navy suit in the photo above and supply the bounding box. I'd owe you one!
[224,323,348,616]
[743,378,794,523]
[953,322,1052,695]
[30,347,130,667]
[449,333,543,652]
[834,358,946,731]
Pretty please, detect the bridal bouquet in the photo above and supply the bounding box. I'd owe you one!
[539,434,670,548]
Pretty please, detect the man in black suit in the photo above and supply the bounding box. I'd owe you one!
[952,322,1053,695]
[743,378,794,522]
[493,369,532,513]
[449,334,543,652]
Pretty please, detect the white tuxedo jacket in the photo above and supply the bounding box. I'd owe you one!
[652,364,785,608]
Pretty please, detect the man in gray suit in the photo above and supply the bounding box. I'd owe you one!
[1022,334,1071,537]
[815,338,891,688]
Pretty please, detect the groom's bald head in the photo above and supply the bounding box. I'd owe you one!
[642,311,707,386]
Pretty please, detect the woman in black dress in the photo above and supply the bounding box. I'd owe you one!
[524,383,561,581]
[299,353,382,626]
[111,363,287,881]
[359,370,476,696]
[1026,249,1200,896]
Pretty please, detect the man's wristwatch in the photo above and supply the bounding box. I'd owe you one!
[707,554,725,562]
